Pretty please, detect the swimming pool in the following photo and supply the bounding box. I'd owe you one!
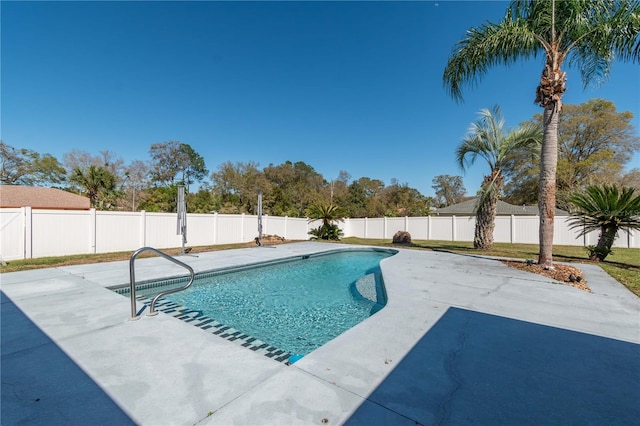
[118,248,396,361]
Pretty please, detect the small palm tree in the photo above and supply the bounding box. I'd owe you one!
[307,203,345,241]
[70,165,117,208]
[444,0,640,268]
[567,185,640,262]
[457,106,542,249]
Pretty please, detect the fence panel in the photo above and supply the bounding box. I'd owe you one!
[261,216,309,240]
[263,215,284,238]
[612,229,638,248]
[0,208,24,261]
[406,217,428,240]
[513,216,539,244]
[216,214,245,244]
[242,214,258,242]
[343,218,363,239]
[144,213,183,249]
[493,216,512,243]
[95,211,142,253]
[287,218,310,240]
[183,213,215,247]
[454,216,475,242]
[553,216,582,246]
[32,210,91,258]
[385,218,406,239]
[429,217,454,241]
[363,218,385,239]
[3,208,638,261]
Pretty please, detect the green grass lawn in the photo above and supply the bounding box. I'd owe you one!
[2,238,638,298]
[0,242,255,273]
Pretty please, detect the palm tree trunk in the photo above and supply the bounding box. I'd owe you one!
[538,105,559,268]
[474,193,497,249]
[593,226,617,262]
[474,172,502,250]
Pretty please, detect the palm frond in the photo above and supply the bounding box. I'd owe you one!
[306,203,346,225]
[504,121,543,153]
[560,0,640,87]
[457,106,541,173]
[567,185,640,236]
[446,0,640,99]
[443,17,539,101]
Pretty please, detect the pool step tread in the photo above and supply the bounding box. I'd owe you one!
[137,297,293,363]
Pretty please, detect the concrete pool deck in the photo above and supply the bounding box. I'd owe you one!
[1,242,639,425]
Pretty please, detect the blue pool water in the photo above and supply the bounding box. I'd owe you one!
[131,249,395,356]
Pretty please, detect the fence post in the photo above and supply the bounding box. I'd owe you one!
[90,208,97,254]
[364,218,368,239]
[427,215,431,241]
[284,216,288,239]
[452,215,456,241]
[264,214,268,238]
[23,207,33,259]
[140,210,147,247]
[384,217,388,239]
[240,213,245,242]
[213,212,218,244]
[510,214,516,244]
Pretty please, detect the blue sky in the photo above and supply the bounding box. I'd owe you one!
[2,1,639,197]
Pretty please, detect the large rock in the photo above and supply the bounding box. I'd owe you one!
[392,231,412,244]
[255,234,286,246]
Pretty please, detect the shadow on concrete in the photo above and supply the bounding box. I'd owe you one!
[1,291,135,425]
[346,307,640,425]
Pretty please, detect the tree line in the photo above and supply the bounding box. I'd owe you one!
[1,98,637,219]
[0,139,433,217]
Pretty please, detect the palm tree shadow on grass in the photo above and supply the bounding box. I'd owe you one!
[552,251,640,271]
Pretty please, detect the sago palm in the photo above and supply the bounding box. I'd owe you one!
[567,185,640,262]
[306,203,346,240]
[457,105,542,250]
[444,0,640,268]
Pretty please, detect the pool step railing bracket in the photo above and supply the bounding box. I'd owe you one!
[128,246,195,320]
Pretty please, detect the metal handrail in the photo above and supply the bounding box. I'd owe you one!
[129,247,195,320]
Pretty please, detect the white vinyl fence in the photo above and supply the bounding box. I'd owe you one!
[347,215,638,248]
[1,208,637,261]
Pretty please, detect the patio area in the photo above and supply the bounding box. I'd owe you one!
[2,242,639,425]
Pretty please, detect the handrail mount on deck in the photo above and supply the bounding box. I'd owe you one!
[129,247,195,320]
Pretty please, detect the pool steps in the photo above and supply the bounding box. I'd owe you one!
[354,272,387,314]
[136,297,294,363]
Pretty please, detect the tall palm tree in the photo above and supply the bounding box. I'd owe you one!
[444,0,640,268]
[457,106,542,249]
[567,185,640,262]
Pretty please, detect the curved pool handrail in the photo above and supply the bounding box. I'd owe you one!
[129,247,195,320]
